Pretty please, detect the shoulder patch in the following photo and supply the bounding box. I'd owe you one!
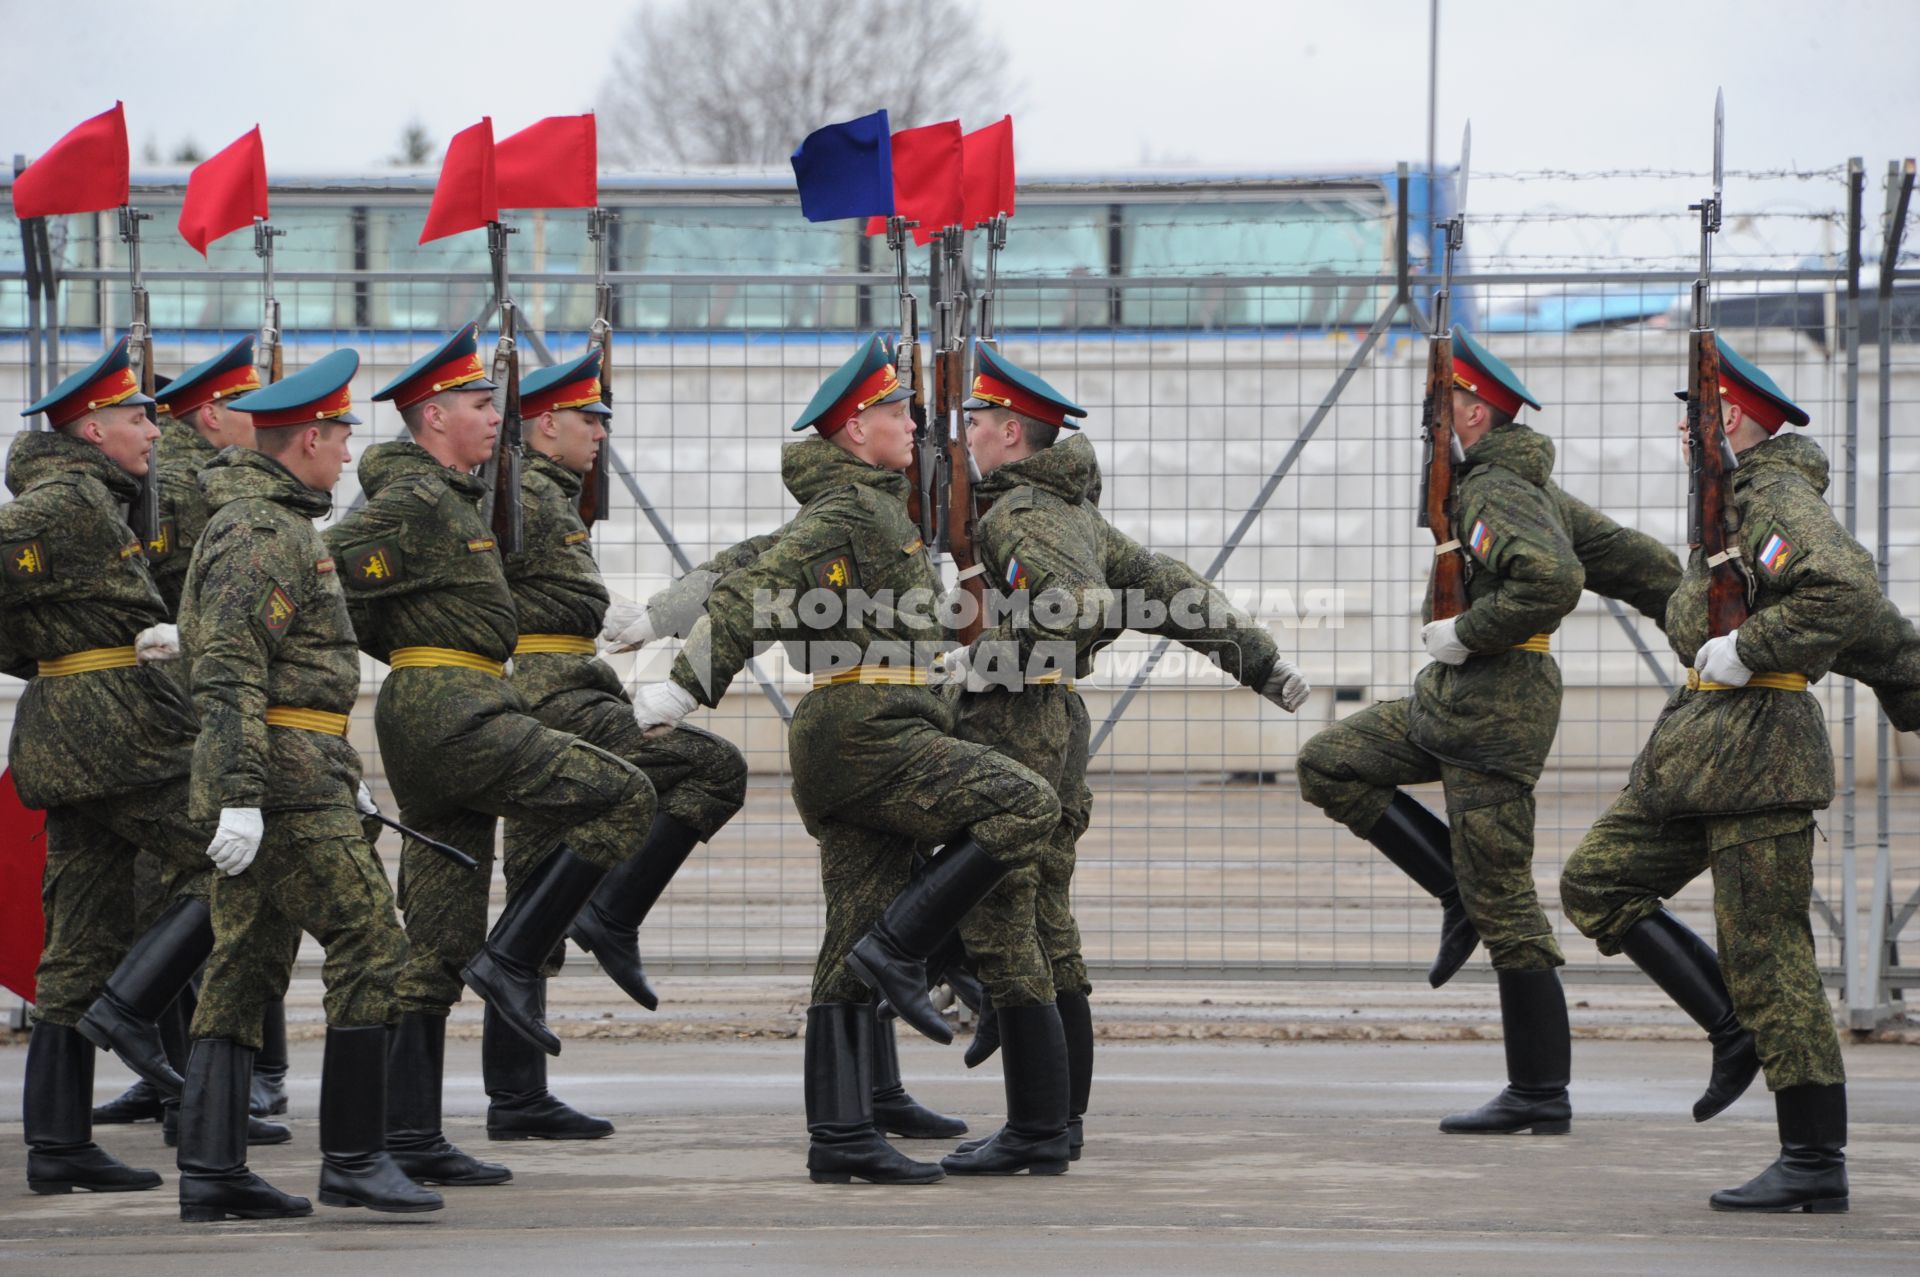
[901,536,924,556]
[3,539,50,580]
[1757,531,1796,576]
[260,583,298,633]
[119,540,142,559]
[315,556,336,574]
[344,544,402,587]
[144,519,177,562]
[1467,519,1497,562]
[809,552,858,592]
[563,529,590,546]
[1005,555,1033,591]
[466,537,497,554]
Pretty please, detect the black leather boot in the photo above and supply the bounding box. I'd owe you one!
[1058,991,1093,1161]
[318,1025,444,1213]
[1710,1083,1848,1213]
[385,1011,512,1185]
[484,981,615,1140]
[250,998,290,1118]
[964,991,1001,1069]
[942,1003,1071,1176]
[463,845,608,1055]
[845,840,1011,1045]
[1366,792,1479,987]
[804,1003,943,1185]
[24,1022,162,1194]
[1440,968,1572,1135]
[176,1039,312,1222]
[93,1078,164,1125]
[75,897,214,1099]
[1620,909,1761,1122]
[163,1101,289,1147]
[870,1013,966,1139]
[569,812,702,1012]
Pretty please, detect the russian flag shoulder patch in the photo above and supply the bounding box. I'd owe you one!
[1467,519,1496,561]
[1758,531,1795,576]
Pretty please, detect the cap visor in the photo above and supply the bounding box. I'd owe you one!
[577,401,613,417]
[125,391,157,408]
[466,377,501,394]
[877,385,913,405]
[961,395,989,410]
[335,410,363,425]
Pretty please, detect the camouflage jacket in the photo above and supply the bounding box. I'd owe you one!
[144,415,219,615]
[0,430,196,809]
[1632,433,1885,817]
[504,449,622,712]
[965,432,1283,688]
[646,527,788,642]
[1408,422,1679,784]
[323,440,518,665]
[672,439,947,809]
[179,448,362,820]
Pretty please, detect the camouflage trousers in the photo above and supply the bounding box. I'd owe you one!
[504,670,749,977]
[1561,786,1844,1090]
[31,779,212,1025]
[191,806,405,1048]
[956,685,1097,998]
[378,672,652,1015]
[1296,697,1564,971]
[791,693,1062,1009]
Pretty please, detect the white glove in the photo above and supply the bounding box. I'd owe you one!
[205,808,264,876]
[1260,660,1311,713]
[1421,617,1472,666]
[632,680,698,731]
[600,598,656,652]
[939,643,992,694]
[134,623,181,664]
[1695,630,1753,687]
[355,781,380,817]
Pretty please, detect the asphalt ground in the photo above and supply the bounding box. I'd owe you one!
[2,998,1916,1276]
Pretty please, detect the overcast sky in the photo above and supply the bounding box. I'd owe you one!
[5,0,1916,267]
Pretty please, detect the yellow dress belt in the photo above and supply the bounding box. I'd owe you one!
[37,646,138,677]
[513,634,596,657]
[387,646,506,677]
[1025,669,1076,687]
[264,706,351,735]
[1687,669,1809,693]
[811,665,932,688]
[1512,634,1552,654]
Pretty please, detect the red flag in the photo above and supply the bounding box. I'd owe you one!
[178,126,269,256]
[497,113,597,210]
[420,118,499,244]
[11,101,130,219]
[962,115,1016,228]
[0,768,47,1003]
[864,120,964,246]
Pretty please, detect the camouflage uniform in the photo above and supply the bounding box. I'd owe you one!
[323,439,649,1015]
[0,430,210,1025]
[670,438,1061,1008]
[1562,433,1879,1090]
[1298,423,1678,970]
[501,450,747,961]
[177,447,410,1046]
[957,433,1285,997]
[143,415,219,616]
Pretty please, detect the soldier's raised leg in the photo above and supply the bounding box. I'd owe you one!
[1297,698,1479,986]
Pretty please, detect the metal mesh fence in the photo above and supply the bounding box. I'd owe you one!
[2,166,1915,1001]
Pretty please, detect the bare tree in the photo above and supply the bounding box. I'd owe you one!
[388,119,436,168]
[596,0,1013,167]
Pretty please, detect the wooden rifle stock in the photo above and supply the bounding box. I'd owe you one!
[1688,332,1749,637]
[1419,333,1469,621]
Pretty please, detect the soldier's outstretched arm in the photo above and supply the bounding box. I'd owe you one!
[1450,476,1585,653]
[1102,524,1285,689]
[1733,482,1880,677]
[667,508,854,708]
[1555,485,1682,628]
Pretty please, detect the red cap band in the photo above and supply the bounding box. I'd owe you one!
[1452,356,1524,417]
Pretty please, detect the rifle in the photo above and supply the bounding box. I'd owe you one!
[482,219,525,553]
[935,223,988,643]
[119,203,159,543]
[254,216,286,384]
[1686,90,1750,638]
[1418,123,1471,622]
[577,206,616,526]
[887,215,932,541]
